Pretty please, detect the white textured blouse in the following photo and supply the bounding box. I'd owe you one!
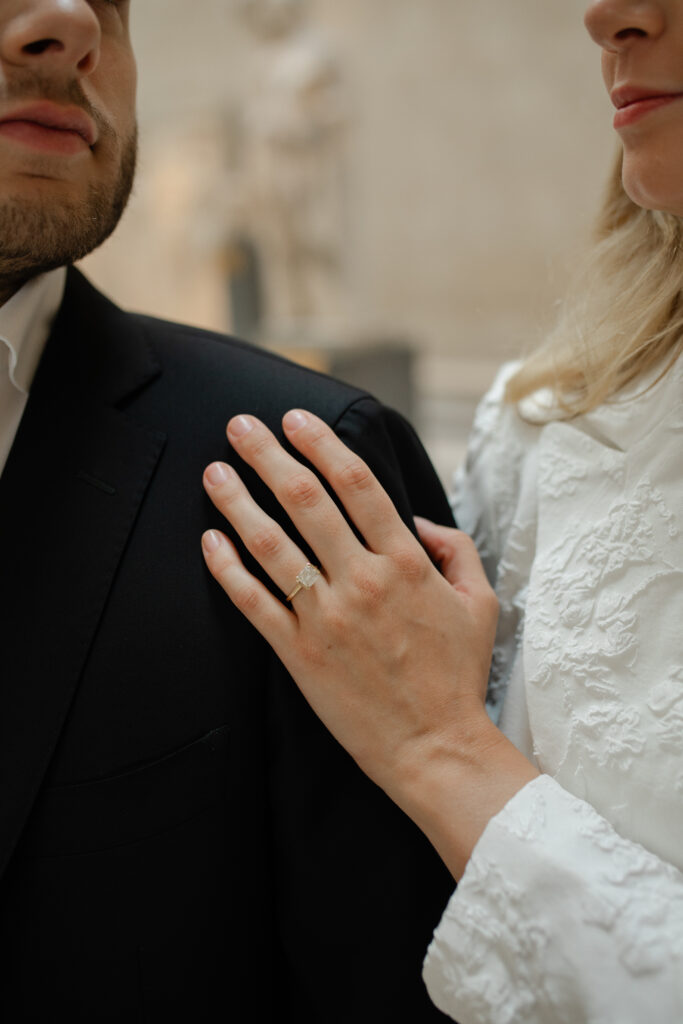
[422,356,683,1023]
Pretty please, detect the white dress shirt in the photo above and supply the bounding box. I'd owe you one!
[423,356,683,1023]
[0,267,66,476]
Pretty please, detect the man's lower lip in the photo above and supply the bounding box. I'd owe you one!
[613,94,682,129]
[0,119,89,155]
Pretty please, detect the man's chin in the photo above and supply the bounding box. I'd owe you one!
[0,141,95,185]
[0,134,137,281]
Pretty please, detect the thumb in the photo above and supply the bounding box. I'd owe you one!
[415,517,488,590]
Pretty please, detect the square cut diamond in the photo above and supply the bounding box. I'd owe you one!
[297,564,320,588]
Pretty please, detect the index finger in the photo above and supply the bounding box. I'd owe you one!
[279,409,416,555]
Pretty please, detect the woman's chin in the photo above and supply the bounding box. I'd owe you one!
[622,161,683,217]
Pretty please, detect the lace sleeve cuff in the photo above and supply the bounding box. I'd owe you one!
[422,774,683,1024]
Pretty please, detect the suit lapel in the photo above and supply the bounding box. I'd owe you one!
[0,269,166,877]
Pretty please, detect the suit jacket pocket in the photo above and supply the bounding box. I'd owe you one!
[17,725,230,858]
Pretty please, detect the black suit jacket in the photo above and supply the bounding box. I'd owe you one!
[0,269,455,1022]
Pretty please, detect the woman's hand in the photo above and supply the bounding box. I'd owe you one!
[201,410,538,878]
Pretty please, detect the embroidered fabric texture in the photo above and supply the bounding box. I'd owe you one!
[422,358,683,1023]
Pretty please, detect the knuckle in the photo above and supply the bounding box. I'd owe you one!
[335,457,373,494]
[306,423,329,450]
[296,635,327,670]
[455,530,477,553]
[211,549,234,578]
[281,472,320,510]
[234,582,261,616]
[318,603,348,638]
[348,559,387,607]
[212,474,240,507]
[249,431,275,459]
[250,526,282,560]
[392,545,427,581]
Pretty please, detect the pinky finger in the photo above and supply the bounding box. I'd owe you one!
[201,529,297,646]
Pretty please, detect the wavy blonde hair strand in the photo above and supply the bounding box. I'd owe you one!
[505,150,683,416]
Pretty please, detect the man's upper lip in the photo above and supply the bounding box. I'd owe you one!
[611,84,683,110]
[0,102,97,146]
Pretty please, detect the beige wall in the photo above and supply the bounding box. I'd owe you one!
[80,0,615,479]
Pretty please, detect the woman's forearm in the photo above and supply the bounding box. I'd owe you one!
[395,710,540,880]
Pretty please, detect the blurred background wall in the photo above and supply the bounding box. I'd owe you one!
[80,0,614,483]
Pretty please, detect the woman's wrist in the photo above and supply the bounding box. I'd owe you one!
[394,707,540,881]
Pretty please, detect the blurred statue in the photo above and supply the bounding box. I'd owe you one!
[233,0,349,328]
[238,0,309,39]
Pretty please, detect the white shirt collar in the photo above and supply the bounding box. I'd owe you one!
[0,267,67,395]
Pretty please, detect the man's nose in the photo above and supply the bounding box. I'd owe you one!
[0,0,101,79]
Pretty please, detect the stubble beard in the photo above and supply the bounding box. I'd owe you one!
[0,73,138,293]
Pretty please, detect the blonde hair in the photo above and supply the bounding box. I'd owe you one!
[505,149,683,416]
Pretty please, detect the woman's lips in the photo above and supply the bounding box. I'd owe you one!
[613,93,683,129]
[0,119,91,155]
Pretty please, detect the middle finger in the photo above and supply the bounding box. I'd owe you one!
[225,415,362,575]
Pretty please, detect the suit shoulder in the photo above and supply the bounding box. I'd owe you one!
[131,310,375,417]
[64,271,370,418]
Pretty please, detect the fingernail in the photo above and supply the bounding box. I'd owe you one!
[283,410,309,432]
[202,530,222,553]
[229,415,254,438]
[206,462,233,486]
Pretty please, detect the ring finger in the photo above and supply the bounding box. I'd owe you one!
[203,460,326,605]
